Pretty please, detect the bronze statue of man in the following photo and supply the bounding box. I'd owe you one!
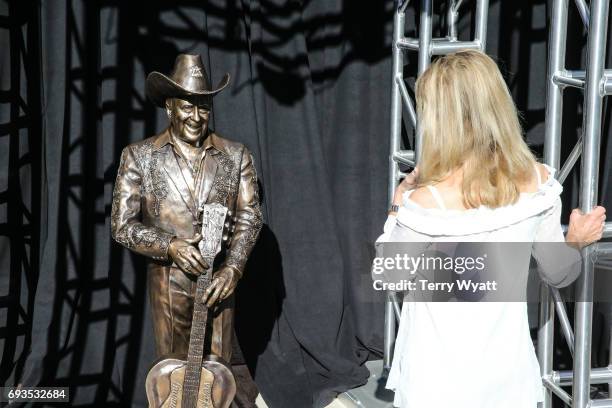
[111,54,262,362]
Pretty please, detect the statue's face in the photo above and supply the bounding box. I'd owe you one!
[166,97,210,145]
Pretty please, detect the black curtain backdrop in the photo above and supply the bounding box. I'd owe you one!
[1,1,611,407]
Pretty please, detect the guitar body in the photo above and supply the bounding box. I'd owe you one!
[145,354,236,408]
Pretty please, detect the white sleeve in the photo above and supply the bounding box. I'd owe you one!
[533,197,581,287]
[372,213,431,287]
[375,214,397,243]
[534,197,565,243]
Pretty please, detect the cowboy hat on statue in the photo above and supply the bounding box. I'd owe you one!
[145,53,230,109]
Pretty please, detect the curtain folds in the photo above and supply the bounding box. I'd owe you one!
[1,1,611,407]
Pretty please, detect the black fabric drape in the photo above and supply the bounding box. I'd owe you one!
[1,1,612,408]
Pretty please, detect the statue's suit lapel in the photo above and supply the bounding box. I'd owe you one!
[204,150,237,206]
[198,150,219,205]
[199,133,239,207]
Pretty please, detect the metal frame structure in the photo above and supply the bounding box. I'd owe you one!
[539,0,612,407]
[385,0,489,371]
[387,3,612,407]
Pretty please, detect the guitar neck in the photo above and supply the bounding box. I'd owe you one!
[181,267,213,408]
[182,203,228,408]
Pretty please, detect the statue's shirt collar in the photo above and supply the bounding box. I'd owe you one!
[152,128,220,155]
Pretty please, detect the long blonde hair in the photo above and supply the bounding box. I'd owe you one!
[415,50,536,208]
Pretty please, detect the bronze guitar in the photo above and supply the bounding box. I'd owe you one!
[145,203,236,408]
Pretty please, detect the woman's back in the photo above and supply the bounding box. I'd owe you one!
[385,164,565,243]
[408,163,550,212]
[380,49,602,408]
[381,164,581,408]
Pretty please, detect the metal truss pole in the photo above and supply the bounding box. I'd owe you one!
[416,0,433,157]
[384,4,406,372]
[538,286,556,408]
[573,1,609,407]
[417,0,432,76]
[541,0,612,407]
[384,0,489,371]
[544,0,568,171]
[539,1,568,406]
[474,0,488,50]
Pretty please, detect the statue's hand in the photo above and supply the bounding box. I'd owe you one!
[201,266,239,307]
[168,234,208,276]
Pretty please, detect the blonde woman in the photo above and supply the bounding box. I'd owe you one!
[378,50,606,407]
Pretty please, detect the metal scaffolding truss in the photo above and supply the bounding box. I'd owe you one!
[385,0,489,371]
[539,0,612,407]
[386,3,612,408]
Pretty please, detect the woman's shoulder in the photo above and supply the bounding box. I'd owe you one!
[536,162,551,184]
[521,162,551,193]
[408,187,440,209]
[409,162,555,209]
